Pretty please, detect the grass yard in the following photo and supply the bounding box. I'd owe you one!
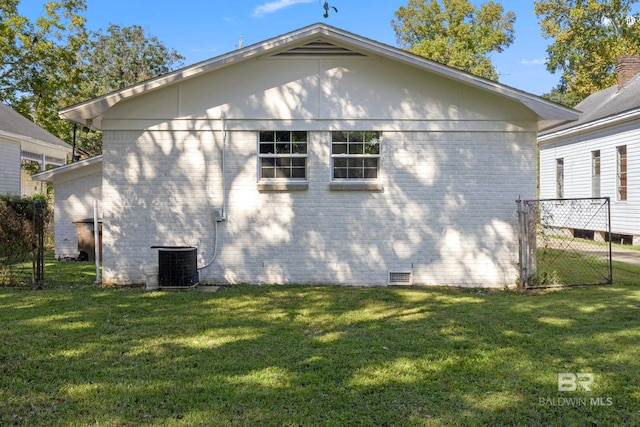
[0,258,639,426]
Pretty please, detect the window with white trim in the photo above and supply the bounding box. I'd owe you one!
[556,158,564,199]
[617,145,627,201]
[591,150,600,198]
[259,131,307,180]
[331,131,381,180]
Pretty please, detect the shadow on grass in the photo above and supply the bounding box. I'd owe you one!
[1,279,639,426]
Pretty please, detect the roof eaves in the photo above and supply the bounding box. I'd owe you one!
[538,107,640,143]
[58,23,579,129]
[0,129,72,153]
[32,155,103,182]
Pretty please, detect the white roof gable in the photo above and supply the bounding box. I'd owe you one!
[60,23,578,132]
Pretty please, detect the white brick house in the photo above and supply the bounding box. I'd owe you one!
[50,24,577,287]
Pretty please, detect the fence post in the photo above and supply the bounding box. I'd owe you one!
[517,199,527,289]
[31,200,44,289]
[94,199,101,284]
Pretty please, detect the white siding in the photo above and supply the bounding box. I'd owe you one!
[0,139,20,195]
[540,121,640,236]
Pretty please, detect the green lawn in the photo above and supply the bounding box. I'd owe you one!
[0,258,639,426]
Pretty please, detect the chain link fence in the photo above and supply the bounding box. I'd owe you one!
[517,198,612,289]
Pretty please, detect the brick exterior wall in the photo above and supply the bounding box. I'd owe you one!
[101,128,536,287]
[53,171,102,259]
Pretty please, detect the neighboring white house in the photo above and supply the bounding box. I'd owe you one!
[44,23,577,287]
[0,103,71,196]
[33,156,103,259]
[539,55,640,245]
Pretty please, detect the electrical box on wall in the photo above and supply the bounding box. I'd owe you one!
[213,208,225,222]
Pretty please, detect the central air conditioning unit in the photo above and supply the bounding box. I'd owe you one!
[157,246,198,288]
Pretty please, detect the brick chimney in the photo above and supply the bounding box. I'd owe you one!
[616,55,640,88]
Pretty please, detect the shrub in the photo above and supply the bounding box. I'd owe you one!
[0,195,49,286]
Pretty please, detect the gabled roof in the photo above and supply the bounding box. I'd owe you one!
[539,72,640,139]
[59,23,578,132]
[0,103,71,152]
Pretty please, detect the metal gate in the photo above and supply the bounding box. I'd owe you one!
[517,198,612,289]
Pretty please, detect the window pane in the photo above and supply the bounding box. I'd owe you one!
[333,143,347,154]
[349,132,363,142]
[275,167,290,178]
[348,168,364,179]
[276,143,290,154]
[348,158,363,168]
[276,131,290,142]
[259,131,275,142]
[276,158,291,167]
[261,167,275,179]
[291,131,307,142]
[365,142,380,154]
[349,144,364,155]
[332,131,348,142]
[260,143,275,154]
[291,168,305,179]
[364,131,381,142]
[292,142,307,154]
[363,168,378,179]
[292,158,306,167]
[364,158,378,168]
[334,158,347,167]
[334,168,347,179]
[261,158,275,168]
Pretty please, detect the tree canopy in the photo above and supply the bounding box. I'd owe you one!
[392,0,515,80]
[0,0,184,156]
[535,0,640,105]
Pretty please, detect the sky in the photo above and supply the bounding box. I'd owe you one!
[21,0,563,96]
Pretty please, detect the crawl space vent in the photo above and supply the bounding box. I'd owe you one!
[273,40,366,57]
[388,271,413,285]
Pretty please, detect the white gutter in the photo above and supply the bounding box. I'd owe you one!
[539,108,640,144]
[0,129,72,153]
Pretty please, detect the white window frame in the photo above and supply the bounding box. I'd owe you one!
[258,131,308,181]
[556,158,564,199]
[617,145,627,201]
[591,150,601,198]
[330,131,381,181]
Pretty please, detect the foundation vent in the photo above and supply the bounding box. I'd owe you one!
[388,271,413,285]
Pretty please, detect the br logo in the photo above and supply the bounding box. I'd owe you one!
[558,373,594,392]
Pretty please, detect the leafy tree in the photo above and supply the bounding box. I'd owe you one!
[0,1,185,157]
[0,0,87,137]
[79,24,184,99]
[392,0,515,80]
[535,0,640,104]
[72,24,184,156]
